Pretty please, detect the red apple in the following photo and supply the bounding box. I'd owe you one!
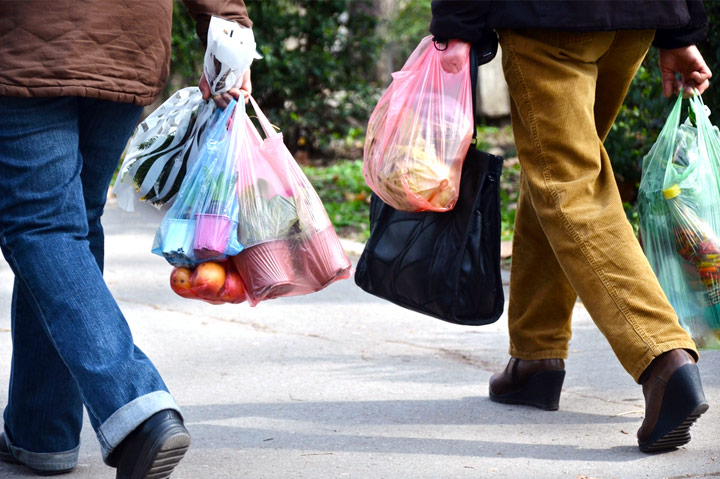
[170,267,197,299]
[190,261,226,299]
[218,266,246,303]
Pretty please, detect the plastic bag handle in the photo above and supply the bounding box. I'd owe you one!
[691,91,720,183]
[246,95,278,139]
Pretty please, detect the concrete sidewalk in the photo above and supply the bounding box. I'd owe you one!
[0,200,718,479]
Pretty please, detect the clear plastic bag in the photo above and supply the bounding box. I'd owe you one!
[152,100,243,267]
[638,93,720,349]
[170,259,246,305]
[114,16,261,213]
[231,96,352,305]
[114,87,214,213]
[363,36,474,212]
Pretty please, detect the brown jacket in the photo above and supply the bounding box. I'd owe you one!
[0,0,252,106]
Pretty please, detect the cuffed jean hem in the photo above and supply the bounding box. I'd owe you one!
[97,390,181,463]
[5,438,79,472]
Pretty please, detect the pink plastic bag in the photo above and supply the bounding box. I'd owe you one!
[363,36,474,212]
[231,96,352,306]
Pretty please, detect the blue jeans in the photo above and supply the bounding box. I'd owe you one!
[0,97,180,472]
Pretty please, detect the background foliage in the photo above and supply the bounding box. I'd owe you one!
[301,160,371,241]
[380,0,432,78]
[249,0,383,157]
[169,5,203,89]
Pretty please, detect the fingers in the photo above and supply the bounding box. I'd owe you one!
[662,72,676,98]
[439,50,465,73]
[199,70,253,108]
[688,69,712,93]
[228,87,251,104]
[658,46,713,98]
[199,74,211,100]
[240,70,252,95]
[692,78,711,95]
[212,92,235,109]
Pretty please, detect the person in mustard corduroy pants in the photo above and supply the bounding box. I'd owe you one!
[430,0,712,453]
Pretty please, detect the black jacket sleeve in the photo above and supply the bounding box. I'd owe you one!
[429,0,491,43]
[653,0,708,49]
[429,0,499,65]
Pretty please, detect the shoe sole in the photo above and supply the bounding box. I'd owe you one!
[27,468,75,477]
[117,426,191,479]
[639,364,709,453]
[489,370,565,411]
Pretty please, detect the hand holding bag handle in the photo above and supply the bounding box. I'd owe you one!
[354,41,505,326]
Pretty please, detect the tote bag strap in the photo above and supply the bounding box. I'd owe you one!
[469,33,498,147]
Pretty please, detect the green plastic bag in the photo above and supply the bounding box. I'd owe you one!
[638,92,720,349]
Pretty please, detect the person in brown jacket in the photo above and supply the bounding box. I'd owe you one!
[0,1,251,477]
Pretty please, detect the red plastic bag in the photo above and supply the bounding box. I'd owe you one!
[231,96,352,306]
[363,36,474,212]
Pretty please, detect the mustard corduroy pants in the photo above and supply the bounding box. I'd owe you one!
[497,29,698,382]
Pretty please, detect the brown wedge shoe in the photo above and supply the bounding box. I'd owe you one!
[489,357,565,411]
[637,349,708,453]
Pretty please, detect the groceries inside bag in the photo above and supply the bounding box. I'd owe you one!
[114,16,260,214]
[363,36,474,212]
[230,96,352,305]
[152,100,243,268]
[638,92,720,349]
[163,98,352,306]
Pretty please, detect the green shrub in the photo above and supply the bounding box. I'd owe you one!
[302,160,372,241]
[605,49,670,203]
[247,0,382,157]
[382,0,432,75]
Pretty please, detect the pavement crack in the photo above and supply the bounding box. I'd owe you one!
[384,339,502,372]
[664,472,720,479]
[565,391,644,411]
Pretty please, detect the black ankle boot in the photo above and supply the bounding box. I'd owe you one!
[489,357,565,411]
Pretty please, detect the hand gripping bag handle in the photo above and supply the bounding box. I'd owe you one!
[354,38,506,326]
